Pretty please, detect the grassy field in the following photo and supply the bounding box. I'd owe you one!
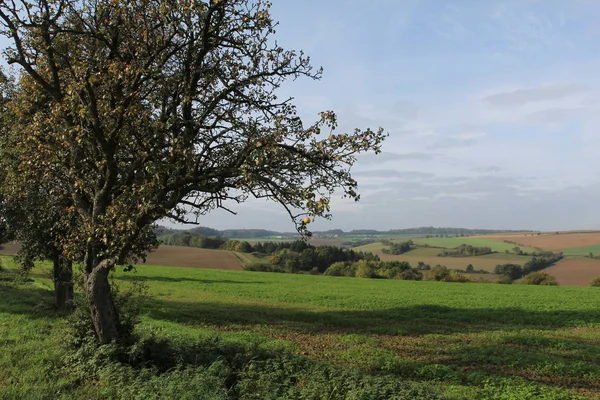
[563,244,600,257]
[2,259,600,399]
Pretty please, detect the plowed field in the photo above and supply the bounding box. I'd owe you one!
[544,258,600,286]
[142,245,243,270]
[475,232,600,251]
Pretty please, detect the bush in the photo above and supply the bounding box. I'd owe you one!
[398,269,423,281]
[590,276,600,287]
[520,272,558,286]
[323,262,357,277]
[423,266,451,282]
[496,275,513,284]
[355,261,378,279]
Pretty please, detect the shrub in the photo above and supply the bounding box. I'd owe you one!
[324,262,357,277]
[398,269,423,281]
[355,261,378,279]
[520,272,558,286]
[423,266,451,282]
[497,275,513,284]
[590,276,600,287]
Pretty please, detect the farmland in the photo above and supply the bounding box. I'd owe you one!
[354,241,533,273]
[476,232,600,252]
[543,258,600,286]
[2,262,600,399]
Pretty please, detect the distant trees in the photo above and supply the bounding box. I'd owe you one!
[381,240,414,255]
[438,245,493,257]
[494,252,563,283]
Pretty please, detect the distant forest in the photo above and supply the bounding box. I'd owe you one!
[153,225,532,239]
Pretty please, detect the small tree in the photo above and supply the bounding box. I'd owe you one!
[521,272,558,286]
[590,277,600,287]
[465,264,474,273]
[0,0,386,344]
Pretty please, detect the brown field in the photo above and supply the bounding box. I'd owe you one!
[544,257,600,286]
[475,232,600,251]
[0,241,21,255]
[0,243,244,270]
[141,245,243,270]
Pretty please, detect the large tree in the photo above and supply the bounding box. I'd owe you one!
[0,0,386,344]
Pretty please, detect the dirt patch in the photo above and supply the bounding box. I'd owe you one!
[475,233,600,251]
[141,245,244,270]
[544,258,600,286]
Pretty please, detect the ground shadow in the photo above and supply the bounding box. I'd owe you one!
[0,282,58,319]
[144,297,600,336]
[118,275,267,285]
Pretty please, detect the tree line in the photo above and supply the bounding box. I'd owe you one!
[494,252,564,282]
[438,244,494,257]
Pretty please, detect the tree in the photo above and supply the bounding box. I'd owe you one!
[0,0,386,344]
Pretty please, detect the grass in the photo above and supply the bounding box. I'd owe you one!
[2,259,600,399]
[563,244,600,257]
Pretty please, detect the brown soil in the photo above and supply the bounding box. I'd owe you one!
[475,233,600,251]
[0,243,243,270]
[0,242,21,255]
[544,258,600,286]
[141,245,244,270]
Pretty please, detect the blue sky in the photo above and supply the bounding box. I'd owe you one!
[3,1,599,232]
[201,0,600,232]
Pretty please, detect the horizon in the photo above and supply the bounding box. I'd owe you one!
[160,0,600,233]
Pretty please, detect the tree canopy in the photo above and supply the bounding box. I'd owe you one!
[0,0,386,343]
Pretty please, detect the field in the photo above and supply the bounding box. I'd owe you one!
[543,258,600,286]
[141,245,244,270]
[2,262,600,399]
[410,237,538,253]
[354,242,532,272]
[476,232,600,252]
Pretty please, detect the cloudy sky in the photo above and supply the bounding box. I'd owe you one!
[190,0,600,232]
[4,1,600,232]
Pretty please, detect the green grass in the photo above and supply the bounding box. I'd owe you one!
[2,259,600,399]
[563,244,600,257]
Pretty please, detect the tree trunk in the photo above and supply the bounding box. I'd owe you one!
[84,260,121,344]
[53,256,73,311]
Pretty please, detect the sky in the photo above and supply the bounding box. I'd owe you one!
[3,1,600,232]
[192,0,600,233]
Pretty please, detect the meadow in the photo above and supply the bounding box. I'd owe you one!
[2,257,600,399]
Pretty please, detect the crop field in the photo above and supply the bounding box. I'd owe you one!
[563,245,600,257]
[476,232,600,252]
[543,258,600,286]
[2,262,600,399]
[141,245,244,270]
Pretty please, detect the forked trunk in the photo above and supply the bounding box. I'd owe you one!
[53,256,73,311]
[84,260,121,344]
